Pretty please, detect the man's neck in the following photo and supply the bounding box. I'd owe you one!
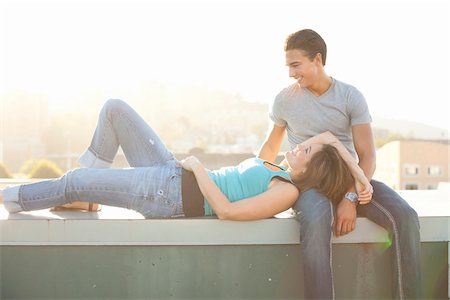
[308,75,333,97]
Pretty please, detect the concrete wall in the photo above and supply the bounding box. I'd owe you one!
[1,243,447,299]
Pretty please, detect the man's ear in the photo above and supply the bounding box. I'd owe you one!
[314,53,323,65]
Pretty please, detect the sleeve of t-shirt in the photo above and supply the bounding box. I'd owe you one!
[268,94,287,127]
[348,88,372,126]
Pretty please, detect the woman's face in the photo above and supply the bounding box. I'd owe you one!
[285,144,323,173]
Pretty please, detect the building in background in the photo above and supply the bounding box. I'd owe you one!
[374,140,449,190]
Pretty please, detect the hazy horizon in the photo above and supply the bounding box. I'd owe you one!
[1,0,449,131]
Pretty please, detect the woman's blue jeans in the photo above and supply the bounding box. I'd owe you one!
[294,182,421,299]
[3,99,184,218]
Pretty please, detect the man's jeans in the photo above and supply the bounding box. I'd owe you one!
[294,181,421,299]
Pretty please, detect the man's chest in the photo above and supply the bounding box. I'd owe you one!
[282,98,350,134]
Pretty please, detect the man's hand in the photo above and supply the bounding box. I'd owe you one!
[335,199,357,237]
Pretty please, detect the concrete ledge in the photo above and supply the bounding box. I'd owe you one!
[0,190,448,246]
[1,190,449,299]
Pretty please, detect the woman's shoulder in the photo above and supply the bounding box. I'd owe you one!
[269,177,298,194]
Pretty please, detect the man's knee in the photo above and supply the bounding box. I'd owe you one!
[294,189,331,213]
[371,180,420,234]
[397,204,420,234]
[294,189,333,226]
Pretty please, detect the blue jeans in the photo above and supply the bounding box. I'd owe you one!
[294,181,421,299]
[3,99,184,218]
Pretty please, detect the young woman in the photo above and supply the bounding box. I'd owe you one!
[1,99,372,220]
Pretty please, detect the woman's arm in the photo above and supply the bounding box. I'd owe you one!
[279,131,372,201]
[278,131,362,177]
[315,132,373,202]
[180,156,299,221]
[310,132,373,201]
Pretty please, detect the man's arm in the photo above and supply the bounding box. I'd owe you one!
[335,123,376,236]
[352,123,376,180]
[257,123,286,163]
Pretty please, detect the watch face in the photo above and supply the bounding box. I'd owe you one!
[345,192,358,203]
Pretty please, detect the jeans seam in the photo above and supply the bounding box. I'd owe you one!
[329,200,335,300]
[96,112,110,159]
[91,103,117,163]
[371,199,404,300]
[67,187,145,210]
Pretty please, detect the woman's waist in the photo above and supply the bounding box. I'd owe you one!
[181,168,205,217]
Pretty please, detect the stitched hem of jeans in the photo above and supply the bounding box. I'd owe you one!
[372,200,404,299]
[18,185,27,211]
[88,146,114,163]
[2,185,23,213]
[78,148,113,168]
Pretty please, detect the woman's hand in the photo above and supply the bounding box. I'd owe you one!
[355,173,373,205]
[180,156,202,171]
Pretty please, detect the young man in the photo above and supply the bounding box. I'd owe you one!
[258,29,421,299]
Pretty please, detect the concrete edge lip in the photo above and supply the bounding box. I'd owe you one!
[1,190,448,245]
[1,210,448,246]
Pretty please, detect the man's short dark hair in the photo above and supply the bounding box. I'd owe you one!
[285,29,327,66]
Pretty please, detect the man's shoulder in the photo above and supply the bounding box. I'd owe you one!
[275,83,301,101]
[332,78,365,100]
[333,78,359,92]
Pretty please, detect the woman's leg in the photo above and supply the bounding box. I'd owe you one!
[78,99,174,168]
[2,160,183,218]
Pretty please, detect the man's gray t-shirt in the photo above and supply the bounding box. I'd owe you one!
[269,78,372,159]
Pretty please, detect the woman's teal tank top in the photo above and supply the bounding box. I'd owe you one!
[204,157,292,216]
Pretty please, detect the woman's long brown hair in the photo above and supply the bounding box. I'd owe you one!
[292,144,354,204]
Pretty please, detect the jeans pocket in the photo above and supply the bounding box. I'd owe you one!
[141,173,182,218]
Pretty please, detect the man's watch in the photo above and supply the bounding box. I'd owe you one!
[344,192,359,204]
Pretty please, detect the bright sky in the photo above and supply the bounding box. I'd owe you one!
[1,0,449,130]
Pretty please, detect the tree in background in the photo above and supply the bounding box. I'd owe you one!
[22,159,64,178]
[0,162,13,178]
